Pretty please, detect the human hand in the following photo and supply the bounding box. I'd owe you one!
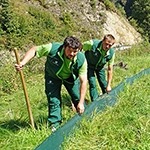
[15,63,24,71]
[106,85,111,93]
[77,102,85,115]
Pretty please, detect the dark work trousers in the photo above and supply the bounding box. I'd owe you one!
[88,67,107,101]
[45,76,80,126]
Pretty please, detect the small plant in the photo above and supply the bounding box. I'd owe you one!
[90,0,96,9]
[60,12,74,28]
[103,0,117,12]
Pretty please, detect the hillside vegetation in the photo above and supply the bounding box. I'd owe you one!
[0,42,150,149]
[114,0,150,42]
[0,0,150,149]
[0,0,104,50]
[0,0,143,51]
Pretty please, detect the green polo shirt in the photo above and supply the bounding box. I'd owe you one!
[83,40,115,65]
[36,43,87,79]
[58,56,87,79]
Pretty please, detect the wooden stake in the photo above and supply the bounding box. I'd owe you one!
[14,48,35,129]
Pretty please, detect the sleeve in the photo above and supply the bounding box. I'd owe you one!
[82,40,93,51]
[108,53,115,65]
[36,43,52,58]
[79,59,87,76]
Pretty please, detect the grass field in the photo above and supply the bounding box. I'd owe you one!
[62,75,150,150]
[0,43,150,149]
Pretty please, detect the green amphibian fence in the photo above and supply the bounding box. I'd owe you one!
[35,68,150,150]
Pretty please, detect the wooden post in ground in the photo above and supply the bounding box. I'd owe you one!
[14,48,35,129]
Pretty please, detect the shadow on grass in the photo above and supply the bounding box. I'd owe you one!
[0,119,30,132]
[0,93,88,132]
[0,115,49,132]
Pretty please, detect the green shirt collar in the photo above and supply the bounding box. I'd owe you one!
[98,44,111,56]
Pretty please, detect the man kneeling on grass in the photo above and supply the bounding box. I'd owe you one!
[15,36,87,132]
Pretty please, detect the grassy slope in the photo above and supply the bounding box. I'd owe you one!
[0,44,150,150]
[62,75,150,150]
[0,1,149,149]
[62,44,150,149]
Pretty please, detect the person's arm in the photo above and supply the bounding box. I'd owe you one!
[76,59,87,114]
[106,52,115,93]
[82,40,93,51]
[77,74,87,114]
[15,43,52,71]
[15,46,37,71]
[106,64,113,93]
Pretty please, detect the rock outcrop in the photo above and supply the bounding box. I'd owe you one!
[103,11,142,46]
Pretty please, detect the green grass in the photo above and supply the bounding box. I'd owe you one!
[0,43,150,149]
[62,75,150,150]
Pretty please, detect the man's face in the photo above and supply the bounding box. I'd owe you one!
[102,38,115,51]
[64,46,79,60]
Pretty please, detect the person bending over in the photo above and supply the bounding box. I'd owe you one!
[15,36,87,131]
[82,34,115,101]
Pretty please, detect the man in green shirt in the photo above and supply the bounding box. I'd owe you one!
[15,36,87,131]
[82,34,115,101]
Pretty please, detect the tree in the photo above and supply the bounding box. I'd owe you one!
[131,0,150,41]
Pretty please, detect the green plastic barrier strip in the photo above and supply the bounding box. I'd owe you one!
[35,68,150,150]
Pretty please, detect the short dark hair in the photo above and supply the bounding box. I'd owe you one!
[63,36,82,50]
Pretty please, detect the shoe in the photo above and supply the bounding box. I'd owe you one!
[51,126,57,132]
[50,122,60,132]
